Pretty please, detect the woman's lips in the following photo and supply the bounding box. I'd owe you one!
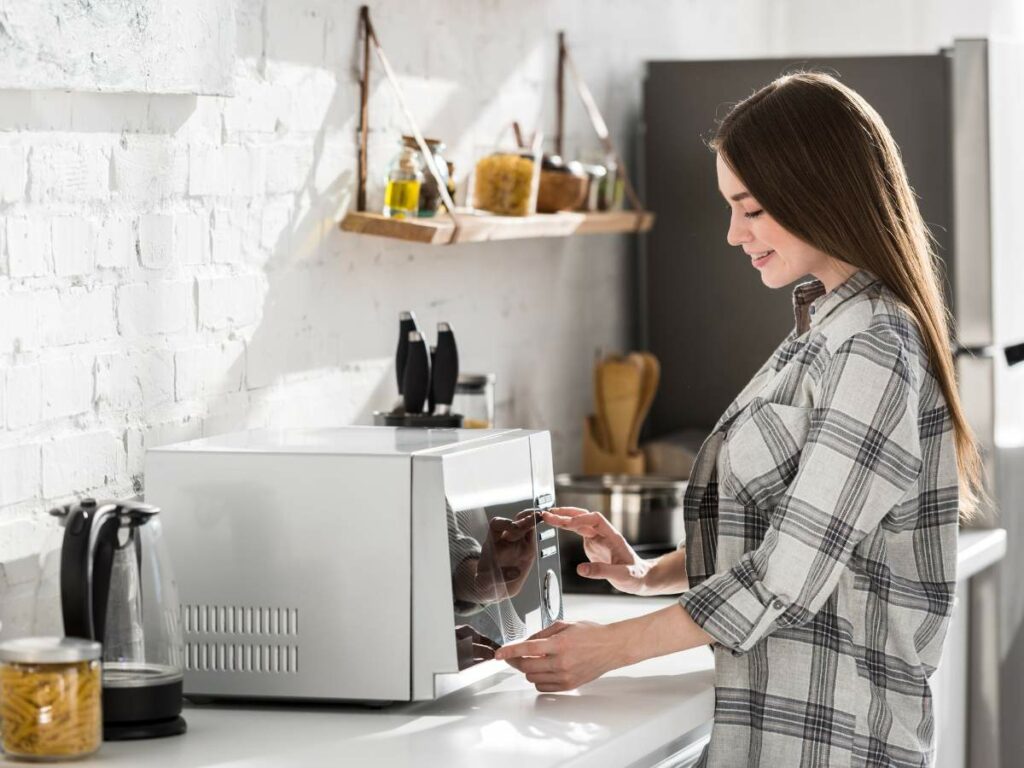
[751,250,775,269]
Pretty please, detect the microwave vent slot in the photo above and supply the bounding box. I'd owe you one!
[185,642,299,674]
[183,604,299,637]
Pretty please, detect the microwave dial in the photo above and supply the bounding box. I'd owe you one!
[542,568,562,620]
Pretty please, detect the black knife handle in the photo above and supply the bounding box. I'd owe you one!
[396,311,419,396]
[433,322,459,415]
[402,330,430,415]
[427,346,438,414]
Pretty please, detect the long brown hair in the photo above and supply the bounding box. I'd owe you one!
[712,72,983,521]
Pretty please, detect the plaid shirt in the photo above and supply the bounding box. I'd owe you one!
[679,270,959,767]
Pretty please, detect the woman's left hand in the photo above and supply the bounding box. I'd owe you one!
[494,620,624,692]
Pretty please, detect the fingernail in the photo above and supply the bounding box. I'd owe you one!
[577,564,589,576]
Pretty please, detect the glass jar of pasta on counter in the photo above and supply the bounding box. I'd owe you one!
[0,637,102,761]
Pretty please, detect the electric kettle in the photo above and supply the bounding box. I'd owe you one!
[51,498,187,740]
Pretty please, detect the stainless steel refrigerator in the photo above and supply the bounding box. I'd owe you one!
[640,38,1024,768]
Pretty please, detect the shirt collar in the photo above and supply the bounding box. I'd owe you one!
[791,269,878,333]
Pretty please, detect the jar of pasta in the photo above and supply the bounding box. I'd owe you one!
[471,150,540,216]
[0,637,102,761]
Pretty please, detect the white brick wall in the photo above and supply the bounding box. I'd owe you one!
[0,0,1001,536]
[51,217,98,277]
[41,431,123,499]
[117,281,193,337]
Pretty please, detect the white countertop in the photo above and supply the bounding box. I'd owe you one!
[956,527,1006,580]
[57,528,1007,768]
[72,595,715,768]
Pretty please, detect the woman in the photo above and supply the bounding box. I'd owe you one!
[495,72,983,767]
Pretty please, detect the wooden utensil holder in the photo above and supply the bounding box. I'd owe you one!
[583,414,645,475]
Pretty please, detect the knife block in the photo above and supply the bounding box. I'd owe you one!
[373,410,464,428]
[582,415,645,475]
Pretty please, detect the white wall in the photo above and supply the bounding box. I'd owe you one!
[0,0,1017,545]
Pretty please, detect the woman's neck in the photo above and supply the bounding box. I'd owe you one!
[813,258,859,293]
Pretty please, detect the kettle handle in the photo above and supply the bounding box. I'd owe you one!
[60,503,121,644]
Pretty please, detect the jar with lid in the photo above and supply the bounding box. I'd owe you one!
[405,136,451,218]
[471,150,540,216]
[383,138,425,219]
[0,637,103,761]
[452,372,496,429]
[598,155,625,211]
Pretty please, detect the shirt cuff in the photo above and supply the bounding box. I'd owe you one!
[678,558,792,653]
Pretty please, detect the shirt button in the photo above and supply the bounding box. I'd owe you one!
[772,598,787,610]
[809,306,816,315]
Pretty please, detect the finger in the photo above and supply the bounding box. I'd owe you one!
[528,621,571,640]
[541,514,601,539]
[525,673,563,685]
[495,639,554,660]
[545,507,591,518]
[536,682,571,692]
[544,510,609,534]
[577,562,630,580]
[513,657,557,675]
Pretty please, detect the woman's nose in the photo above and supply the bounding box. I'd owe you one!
[726,211,752,246]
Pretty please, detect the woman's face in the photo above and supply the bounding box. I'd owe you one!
[716,154,851,291]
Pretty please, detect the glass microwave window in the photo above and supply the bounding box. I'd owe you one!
[448,499,541,671]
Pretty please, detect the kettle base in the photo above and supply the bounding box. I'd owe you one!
[104,715,187,741]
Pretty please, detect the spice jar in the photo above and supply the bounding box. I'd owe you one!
[445,160,457,208]
[599,156,625,211]
[577,163,607,211]
[0,637,102,761]
[383,138,425,219]
[452,373,496,429]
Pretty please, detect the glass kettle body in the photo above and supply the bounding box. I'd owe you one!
[52,498,187,740]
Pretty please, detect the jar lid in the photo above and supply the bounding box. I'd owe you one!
[455,372,495,392]
[0,637,102,664]
[402,135,445,151]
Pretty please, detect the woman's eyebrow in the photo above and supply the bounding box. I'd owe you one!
[730,191,751,202]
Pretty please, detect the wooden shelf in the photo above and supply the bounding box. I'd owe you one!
[339,210,655,245]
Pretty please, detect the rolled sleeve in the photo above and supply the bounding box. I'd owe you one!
[681,327,923,653]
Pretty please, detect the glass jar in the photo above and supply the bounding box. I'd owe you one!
[471,151,539,216]
[445,160,457,208]
[383,139,425,219]
[599,156,625,211]
[403,136,450,218]
[0,637,103,761]
[452,373,496,429]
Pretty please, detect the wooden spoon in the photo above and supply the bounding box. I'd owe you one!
[626,352,660,456]
[598,355,645,456]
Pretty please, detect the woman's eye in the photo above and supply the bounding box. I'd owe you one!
[744,210,764,219]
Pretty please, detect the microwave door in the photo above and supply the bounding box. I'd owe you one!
[449,499,544,671]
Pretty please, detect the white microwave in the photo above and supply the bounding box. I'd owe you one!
[145,427,563,704]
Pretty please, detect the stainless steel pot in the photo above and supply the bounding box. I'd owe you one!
[554,474,688,593]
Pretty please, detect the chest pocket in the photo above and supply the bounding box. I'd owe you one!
[720,397,812,509]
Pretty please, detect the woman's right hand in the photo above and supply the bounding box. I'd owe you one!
[541,507,653,595]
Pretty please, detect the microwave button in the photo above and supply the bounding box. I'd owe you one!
[540,544,557,560]
[535,493,554,509]
[539,527,556,542]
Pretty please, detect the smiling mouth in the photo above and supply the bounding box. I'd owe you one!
[750,250,774,267]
